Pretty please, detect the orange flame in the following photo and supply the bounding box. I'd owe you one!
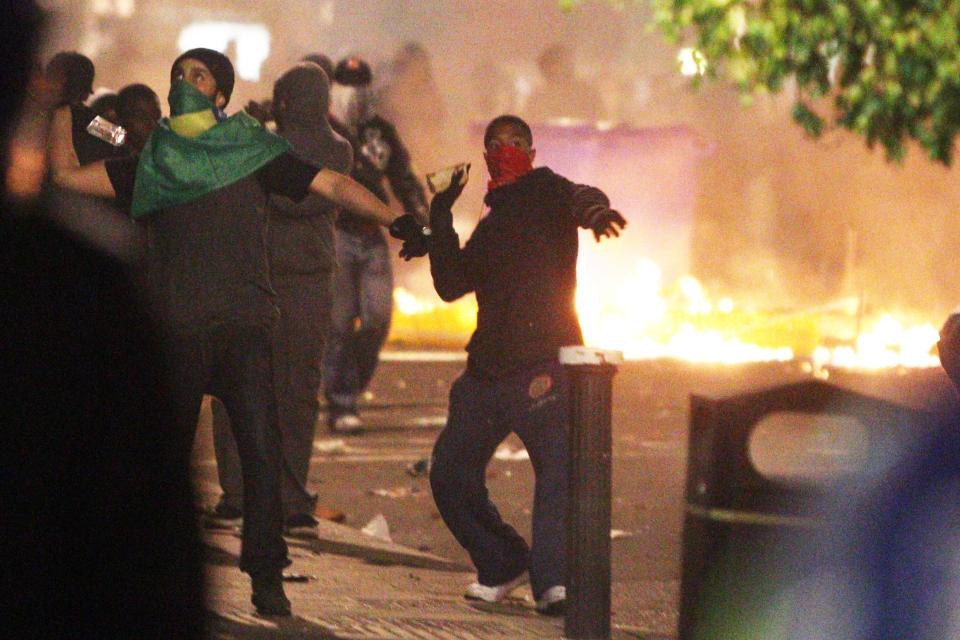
[390,258,940,371]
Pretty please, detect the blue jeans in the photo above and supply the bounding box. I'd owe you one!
[430,361,570,600]
[167,324,288,575]
[323,230,393,418]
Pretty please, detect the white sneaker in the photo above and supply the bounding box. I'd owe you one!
[535,585,566,616]
[332,413,363,434]
[463,572,529,603]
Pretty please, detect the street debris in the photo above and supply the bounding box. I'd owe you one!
[314,438,349,454]
[282,573,317,582]
[406,458,431,477]
[410,415,447,427]
[361,513,392,542]
[368,485,422,499]
[610,529,635,540]
[493,445,530,461]
[315,506,346,523]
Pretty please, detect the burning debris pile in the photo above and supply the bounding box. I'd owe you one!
[388,258,940,371]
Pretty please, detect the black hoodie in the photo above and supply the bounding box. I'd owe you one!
[268,63,353,276]
[429,167,610,379]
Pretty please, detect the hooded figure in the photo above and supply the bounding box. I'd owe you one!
[321,55,428,434]
[208,62,354,539]
[274,63,352,175]
[269,61,352,274]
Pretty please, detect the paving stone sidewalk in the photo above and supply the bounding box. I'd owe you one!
[202,522,672,640]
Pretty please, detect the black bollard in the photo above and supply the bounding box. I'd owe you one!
[560,346,623,640]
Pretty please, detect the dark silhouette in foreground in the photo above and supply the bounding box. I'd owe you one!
[1,4,203,637]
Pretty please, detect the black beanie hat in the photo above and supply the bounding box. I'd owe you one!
[333,56,372,87]
[170,48,235,105]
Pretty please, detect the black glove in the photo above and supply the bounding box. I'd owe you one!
[389,214,431,261]
[429,167,468,232]
[583,205,627,242]
[398,228,431,261]
[388,213,423,242]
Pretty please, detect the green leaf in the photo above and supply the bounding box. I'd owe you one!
[792,101,824,137]
[630,0,960,165]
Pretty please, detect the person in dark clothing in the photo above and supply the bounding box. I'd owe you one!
[424,114,626,616]
[43,52,128,250]
[46,51,123,165]
[324,55,430,433]
[47,51,94,106]
[90,90,120,122]
[2,4,203,637]
[302,52,335,81]
[116,83,162,154]
[1,213,206,639]
[44,48,420,617]
[208,61,354,538]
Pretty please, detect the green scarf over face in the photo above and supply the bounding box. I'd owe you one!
[130,81,290,218]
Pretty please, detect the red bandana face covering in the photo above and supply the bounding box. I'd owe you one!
[484,143,533,190]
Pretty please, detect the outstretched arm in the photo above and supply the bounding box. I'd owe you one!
[309,168,397,227]
[567,180,626,241]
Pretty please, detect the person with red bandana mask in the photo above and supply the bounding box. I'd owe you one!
[417,114,625,616]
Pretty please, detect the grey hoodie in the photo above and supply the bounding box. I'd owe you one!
[268,63,353,277]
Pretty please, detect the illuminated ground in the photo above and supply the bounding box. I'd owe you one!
[192,358,954,637]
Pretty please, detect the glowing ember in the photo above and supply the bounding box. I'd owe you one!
[390,259,941,370]
[811,316,941,371]
[575,259,796,364]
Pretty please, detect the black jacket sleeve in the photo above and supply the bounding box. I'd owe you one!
[256,152,321,203]
[105,155,139,209]
[561,177,611,228]
[428,227,475,302]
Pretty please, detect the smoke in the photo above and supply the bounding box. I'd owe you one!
[43,0,960,320]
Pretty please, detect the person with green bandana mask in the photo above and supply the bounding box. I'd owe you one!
[45,47,427,617]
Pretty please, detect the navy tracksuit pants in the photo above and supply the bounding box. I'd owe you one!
[429,360,569,600]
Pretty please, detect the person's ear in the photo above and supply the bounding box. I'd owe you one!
[214,91,227,109]
[529,148,536,164]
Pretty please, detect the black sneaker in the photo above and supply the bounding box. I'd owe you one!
[251,571,291,617]
[202,502,243,530]
[285,513,319,539]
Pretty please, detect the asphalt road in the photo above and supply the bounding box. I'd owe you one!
[191,357,956,635]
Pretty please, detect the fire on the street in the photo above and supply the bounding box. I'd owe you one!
[390,258,941,371]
